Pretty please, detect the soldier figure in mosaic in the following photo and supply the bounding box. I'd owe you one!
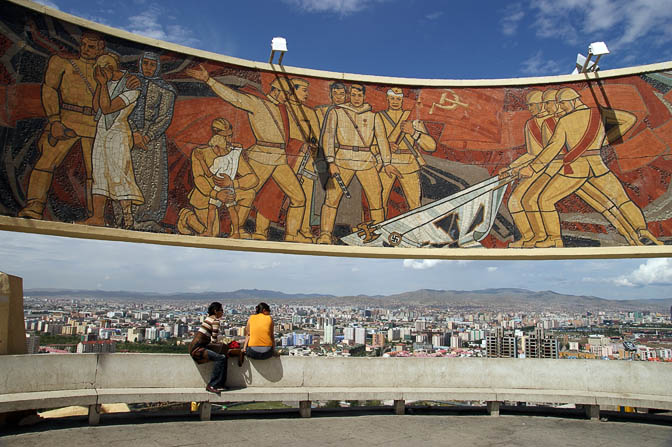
[253,78,321,242]
[517,87,662,247]
[177,118,258,237]
[185,65,307,242]
[375,87,436,216]
[317,83,400,244]
[19,32,107,220]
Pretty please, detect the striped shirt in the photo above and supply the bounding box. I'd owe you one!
[198,315,220,343]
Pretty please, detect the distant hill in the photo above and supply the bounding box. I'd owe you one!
[24,288,336,301]
[23,287,672,312]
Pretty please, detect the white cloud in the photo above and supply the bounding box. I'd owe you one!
[487,267,498,272]
[122,5,199,47]
[403,259,444,270]
[282,0,390,15]
[402,259,472,270]
[529,0,672,50]
[613,258,672,287]
[426,11,444,21]
[500,3,525,36]
[33,0,60,10]
[520,50,563,76]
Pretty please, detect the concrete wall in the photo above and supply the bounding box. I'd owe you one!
[1,0,672,259]
[2,354,670,399]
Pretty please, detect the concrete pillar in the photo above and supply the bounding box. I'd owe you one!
[0,272,26,355]
[299,400,311,418]
[199,402,212,421]
[585,404,600,420]
[393,399,405,415]
[486,401,501,416]
[88,404,101,425]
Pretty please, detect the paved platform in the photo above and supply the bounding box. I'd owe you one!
[2,413,671,447]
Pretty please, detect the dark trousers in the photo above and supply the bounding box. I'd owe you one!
[246,346,273,360]
[206,349,228,388]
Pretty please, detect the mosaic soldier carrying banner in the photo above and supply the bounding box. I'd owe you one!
[514,89,648,247]
[517,87,662,247]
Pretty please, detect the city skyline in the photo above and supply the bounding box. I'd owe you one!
[2,230,671,300]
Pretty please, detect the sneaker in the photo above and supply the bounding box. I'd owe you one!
[205,385,221,395]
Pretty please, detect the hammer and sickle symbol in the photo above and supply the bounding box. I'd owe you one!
[429,89,469,114]
[356,221,381,244]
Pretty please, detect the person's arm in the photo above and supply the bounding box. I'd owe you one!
[233,157,259,191]
[270,317,276,351]
[211,317,220,343]
[97,73,134,114]
[243,319,250,351]
[42,56,65,125]
[185,64,258,113]
[191,150,216,200]
[411,120,437,153]
[144,87,176,141]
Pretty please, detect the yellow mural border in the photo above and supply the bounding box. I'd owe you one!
[2,215,671,260]
[9,0,672,87]
[3,0,672,260]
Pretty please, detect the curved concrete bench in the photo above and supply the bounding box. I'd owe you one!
[1,354,670,424]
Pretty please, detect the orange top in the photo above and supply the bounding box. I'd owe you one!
[248,313,273,347]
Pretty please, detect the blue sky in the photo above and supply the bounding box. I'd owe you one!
[1,0,671,299]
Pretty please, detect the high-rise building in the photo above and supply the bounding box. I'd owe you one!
[371,332,385,347]
[76,340,116,353]
[355,327,366,345]
[486,328,518,358]
[25,333,40,354]
[323,324,335,344]
[343,327,355,343]
[524,327,559,359]
[387,328,401,341]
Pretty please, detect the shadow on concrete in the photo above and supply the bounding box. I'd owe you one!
[231,357,284,385]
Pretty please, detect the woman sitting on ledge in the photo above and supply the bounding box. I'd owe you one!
[243,302,278,359]
[189,302,242,394]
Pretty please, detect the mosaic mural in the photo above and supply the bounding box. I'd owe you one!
[2,2,672,250]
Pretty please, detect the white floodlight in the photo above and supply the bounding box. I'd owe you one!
[269,37,288,65]
[573,53,598,74]
[589,41,609,56]
[577,41,609,74]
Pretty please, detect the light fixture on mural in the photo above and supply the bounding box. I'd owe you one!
[572,41,609,74]
[269,37,288,65]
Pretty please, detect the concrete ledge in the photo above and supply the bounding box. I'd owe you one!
[0,389,98,412]
[2,355,671,424]
[306,387,403,401]
[402,387,497,402]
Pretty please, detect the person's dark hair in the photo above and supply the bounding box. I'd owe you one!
[208,302,223,316]
[330,82,346,93]
[255,302,271,314]
[350,83,366,94]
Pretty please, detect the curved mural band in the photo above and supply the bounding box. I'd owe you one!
[1,0,672,259]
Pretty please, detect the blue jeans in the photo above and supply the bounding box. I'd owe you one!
[246,346,273,360]
[206,349,228,388]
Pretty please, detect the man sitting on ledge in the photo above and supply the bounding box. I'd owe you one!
[189,302,244,394]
